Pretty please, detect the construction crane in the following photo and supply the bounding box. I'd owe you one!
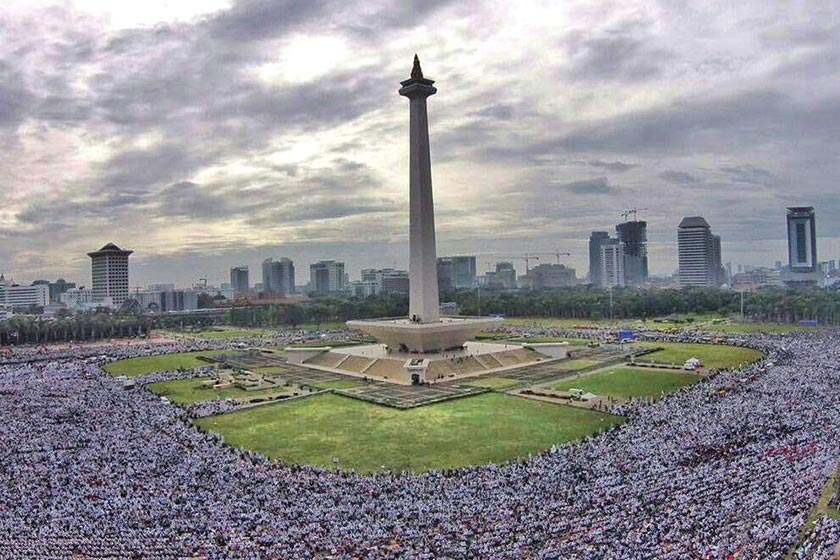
[620,208,648,222]
[529,251,571,265]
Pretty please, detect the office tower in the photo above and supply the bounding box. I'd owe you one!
[262,258,295,295]
[309,260,345,293]
[87,243,132,306]
[451,256,477,288]
[600,239,625,288]
[677,217,721,288]
[230,266,249,294]
[786,207,817,271]
[615,220,648,285]
[436,258,455,291]
[588,231,610,285]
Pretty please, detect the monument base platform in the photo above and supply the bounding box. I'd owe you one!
[297,341,562,386]
[346,316,502,354]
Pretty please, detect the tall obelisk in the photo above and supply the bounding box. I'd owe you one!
[399,55,440,324]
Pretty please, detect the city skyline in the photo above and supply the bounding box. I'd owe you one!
[1,1,838,286]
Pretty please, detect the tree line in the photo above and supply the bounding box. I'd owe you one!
[224,286,840,327]
[2,286,837,346]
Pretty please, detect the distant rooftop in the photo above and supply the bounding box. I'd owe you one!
[678,216,710,229]
[87,242,133,257]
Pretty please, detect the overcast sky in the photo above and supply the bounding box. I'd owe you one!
[1,0,837,287]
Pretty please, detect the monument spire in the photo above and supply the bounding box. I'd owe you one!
[399,56,439,324]
[411,54,423,79]
[346,59,500,354]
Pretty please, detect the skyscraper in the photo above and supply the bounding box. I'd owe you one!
[677,217,722,288]
[615,220,648,286]
[87,243,132,306]
[262,258,295,295]
[784,206,820,287]
[600,239,625,288]
[436,258,455,291]
[451,256,477,288]
[588,231,610,285]
[309,260,345,293]
[786,207,817,272]
[230,266,249,295]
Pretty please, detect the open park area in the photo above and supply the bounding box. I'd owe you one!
[99,337,766,473]
[549,366,701,400]
[103,350,227,378]
[630,342,763,370]
[195,392,622,473]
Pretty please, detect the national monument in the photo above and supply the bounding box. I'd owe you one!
[346,56,500,353]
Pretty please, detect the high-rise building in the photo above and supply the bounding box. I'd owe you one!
[615,220,648,285]
[677,217,722,288]
[588,231,611,285]
[451,256,477,288]
[309,260,345,293]
[600,239,625,288]
[262,258,295,295]
[230,266,249,295]
[87,243,133,306]
[783,206,821,288]
[436,258,455,291]
[436,255,477,291]
[786,206,817,272]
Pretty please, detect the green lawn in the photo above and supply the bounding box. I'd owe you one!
[103,351,227,378]
[632,342,763,369]
[147,378,299,405]
[462,376,523,390]
[186,328,275,340]
[550,367,701,399]
[195,393,623,473]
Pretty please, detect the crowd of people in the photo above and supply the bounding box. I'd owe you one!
[0,330,838,558]
[794,517,840,559]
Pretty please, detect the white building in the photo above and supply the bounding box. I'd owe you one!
[600,240,625,288]
[134,289,199,312]
[87,243,133,307]
[0,283,49,309]
[60,288,111,311]
[678,217,722,288]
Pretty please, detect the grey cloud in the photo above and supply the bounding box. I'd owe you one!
[553,89,840,155]
[562,20,672,82]
[207,0,330,41]
[559,176,615,195]
[0,63,33,128]
[720,164,777,186]
[468,104,514,121]
[586,160,639,172]
[659,170,700,184]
